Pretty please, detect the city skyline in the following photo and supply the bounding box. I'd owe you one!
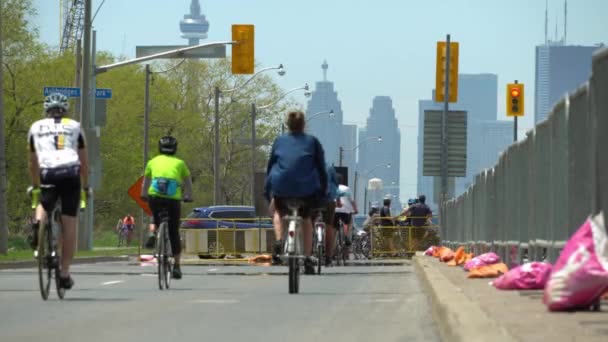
[32,0,607,199]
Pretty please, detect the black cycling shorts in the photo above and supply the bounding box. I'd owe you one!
[148,196,182,255]
[334,212,352,228]
[40,175,81,217]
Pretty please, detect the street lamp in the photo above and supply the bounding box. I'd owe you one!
[249,83,311,208]
[213,64,285,205]
[306,109,334,122]
[339,136,382,167]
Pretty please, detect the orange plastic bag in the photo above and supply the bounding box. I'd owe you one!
[248,254,272,265]
[440,248,455,262]
[468,263,508,278]
[447,247,465,266]
[432,246,445,258]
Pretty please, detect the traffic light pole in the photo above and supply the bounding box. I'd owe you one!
[440,34,451,204]
[513,80,518,142]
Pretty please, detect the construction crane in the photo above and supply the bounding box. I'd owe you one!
[60,0,85,52]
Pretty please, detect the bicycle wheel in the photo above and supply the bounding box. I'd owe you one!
[288,256,299,294]
[53,221,65,300]
[317,246,323,275]
[156,222,167,290]
[163,226,172,290]
[37,224,51,300]
[335,226,344,266]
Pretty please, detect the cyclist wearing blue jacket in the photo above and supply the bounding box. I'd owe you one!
[265,111,327,274]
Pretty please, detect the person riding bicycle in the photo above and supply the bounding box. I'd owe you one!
[27,92,90,290]
[140,135,193,280]
[322,164,341,266]
[118,214,135,245]
[265,111,327,275]
[333,173,358,258]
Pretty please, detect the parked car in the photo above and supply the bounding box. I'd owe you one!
[181,205,273,229]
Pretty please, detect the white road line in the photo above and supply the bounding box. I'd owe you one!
[101,280,124,286]
[141,274,156,277]
[372,298,398,303]
[191,299,239,304]
[208,268,219,272]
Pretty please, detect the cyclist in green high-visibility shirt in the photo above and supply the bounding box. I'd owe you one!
[141,135,193,280]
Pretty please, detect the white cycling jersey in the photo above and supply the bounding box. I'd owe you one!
[28,117,84,169]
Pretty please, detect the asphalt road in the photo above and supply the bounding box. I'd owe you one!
[0,259,440,342]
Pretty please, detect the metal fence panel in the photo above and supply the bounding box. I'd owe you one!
[592,49,608,217]
[567,84,592,233]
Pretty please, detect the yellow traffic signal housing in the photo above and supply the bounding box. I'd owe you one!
[435,41,459,103]
[231,24,254,74]
[506,83,525,116]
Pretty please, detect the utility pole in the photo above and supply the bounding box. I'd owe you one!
[142,64,151,251]
[213,86,220,205]
[513,80,518,142]
[250,103,257,207]
[0,2,8,254]
[79,0,93,250]
[440,34,451,204]
[339,146,343,167]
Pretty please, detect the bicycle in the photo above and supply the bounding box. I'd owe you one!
[156,208,172,290]
[333,216,349,266]
[30,186,87,300]
[282,199,306,294]
[116,219,130,247]
[312,210,325,275]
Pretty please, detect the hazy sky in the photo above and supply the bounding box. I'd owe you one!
[32,0,607,199]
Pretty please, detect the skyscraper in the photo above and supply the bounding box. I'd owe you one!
[306,61,345,168]
[180,0,209,46]
[535,44,602,123]
[359,96,401,211]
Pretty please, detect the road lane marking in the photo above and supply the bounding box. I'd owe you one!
[101,280,124,286]
[372,298,398,303]
[208,268,219,272]
[191,299,239,304]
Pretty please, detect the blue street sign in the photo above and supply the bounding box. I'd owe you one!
[43,87,112,99]
[95,88,112,99]
[44,87,81,98]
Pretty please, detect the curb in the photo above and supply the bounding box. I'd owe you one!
[0,256,130,270]
[413,256,517,342]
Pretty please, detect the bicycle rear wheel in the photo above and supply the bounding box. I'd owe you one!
[163,226,172,290]
[157,222,167,290]
[37,225,51,300]
[288,256,299,294]
[317,246,323,275]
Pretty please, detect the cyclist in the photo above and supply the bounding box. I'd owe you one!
[140,135,193,280]
[27,93,90,290]
[265,111,327,275]
[119,213,135,245]
[322,165,341,266]
[333,173,358,257]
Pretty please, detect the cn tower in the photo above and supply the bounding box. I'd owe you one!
[180,0,209,45]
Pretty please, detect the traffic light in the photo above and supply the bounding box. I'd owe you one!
[435,41,459,103]
[506,83,525,116]
[231,24,254,74]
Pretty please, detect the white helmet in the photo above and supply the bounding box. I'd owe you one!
[43,93,69,116]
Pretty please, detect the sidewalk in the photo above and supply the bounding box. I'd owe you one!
[414,255,608,342]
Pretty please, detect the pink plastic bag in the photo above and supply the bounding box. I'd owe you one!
[493,262,552,290]
[424,246,435,256]
[463,252,501,271]
[544,212,608,311]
